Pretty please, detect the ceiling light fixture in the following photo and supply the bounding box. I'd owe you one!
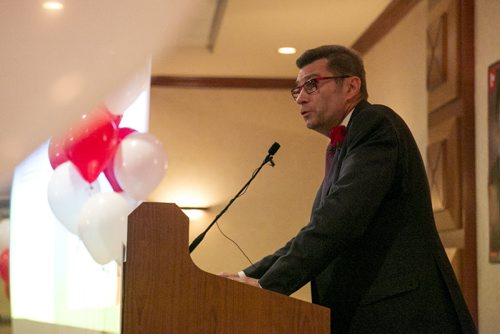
[43,1,64,11]
[278,47,296,55]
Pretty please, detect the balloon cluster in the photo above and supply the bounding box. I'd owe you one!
[47,106,167,265]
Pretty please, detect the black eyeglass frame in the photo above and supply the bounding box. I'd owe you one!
[291,75,352,100]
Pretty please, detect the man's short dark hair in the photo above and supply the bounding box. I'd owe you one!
[296,45,368,100]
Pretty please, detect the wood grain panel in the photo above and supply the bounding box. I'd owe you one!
[427,117,462,231]
[122,203,330,333]
[427,0,459,111]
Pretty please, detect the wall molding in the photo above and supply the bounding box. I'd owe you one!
[352,0,422,54]
[151,76,295,89]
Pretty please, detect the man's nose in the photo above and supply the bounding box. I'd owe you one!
[295,88,308,104]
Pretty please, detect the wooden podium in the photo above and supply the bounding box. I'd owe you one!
[121,202,330,333]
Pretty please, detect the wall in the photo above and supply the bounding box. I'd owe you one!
[148,87,326,301]
[475,0,500,332]
[362,1,428,155]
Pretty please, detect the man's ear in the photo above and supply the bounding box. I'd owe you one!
[345,76,361,99]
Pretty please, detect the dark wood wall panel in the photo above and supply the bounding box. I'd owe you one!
[426,0,477,324]
[428,116,462,231]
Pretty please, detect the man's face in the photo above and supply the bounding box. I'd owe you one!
[294,58,350,136]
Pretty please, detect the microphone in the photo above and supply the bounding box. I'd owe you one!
[263,142,280,166]
[189,142,281,253]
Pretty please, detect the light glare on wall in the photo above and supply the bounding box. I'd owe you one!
[278,47,296,55]
[181,208,206,221]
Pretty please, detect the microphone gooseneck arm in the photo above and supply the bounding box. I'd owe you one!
[189,142,280,253]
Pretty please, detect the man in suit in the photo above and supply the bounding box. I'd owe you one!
[220,45,476,333]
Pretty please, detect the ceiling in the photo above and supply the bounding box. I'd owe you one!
[153,0,392,77]
[0,0,392,199]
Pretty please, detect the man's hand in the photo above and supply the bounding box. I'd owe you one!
[218,272,240,279]
[218,272,261,288]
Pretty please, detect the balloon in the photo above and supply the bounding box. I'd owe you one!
[112,114,123,128]
[0,219,10,253]
[114,133,168,200]
[103,127,137,192]
[78,192,133,265]
[47,161,100,234]
[118,127,138,140]
[0,248,9,299]
[48,134,68,169]
[64,106,119,183]
[0,248,9,283]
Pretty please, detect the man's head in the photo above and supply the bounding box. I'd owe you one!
[292,45,366,136]
[296,45,368,100]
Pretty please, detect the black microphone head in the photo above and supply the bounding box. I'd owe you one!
[268,142,280,155]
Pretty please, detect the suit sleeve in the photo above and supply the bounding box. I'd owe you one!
[243,238,294,278]
[257,110,401,295]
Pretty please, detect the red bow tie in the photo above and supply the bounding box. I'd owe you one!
[329,125,347,148]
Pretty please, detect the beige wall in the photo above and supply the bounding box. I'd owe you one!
[148,87,326,301]
[475,0,500,332]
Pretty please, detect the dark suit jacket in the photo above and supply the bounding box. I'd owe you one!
[244,100,476,333]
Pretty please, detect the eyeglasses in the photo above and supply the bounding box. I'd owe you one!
[291,75,351,100]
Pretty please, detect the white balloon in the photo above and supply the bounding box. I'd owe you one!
[114,133,167,200]
[0,219,10,252]
[47,161,100,234]
[78,192,133,265]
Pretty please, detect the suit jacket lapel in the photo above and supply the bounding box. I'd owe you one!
[320,100,371,199]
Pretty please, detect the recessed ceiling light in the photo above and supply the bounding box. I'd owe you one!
[278,47,296,55]
[43,1,64,11]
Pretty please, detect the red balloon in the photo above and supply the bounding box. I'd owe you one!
[48,134,69,169]
[113,114,123,128]
[103,127,137,192]
[64,106,119,183]
[0,248,9,283]
[0,248,8,298]
[49,105,121,171]
[117,127,137,141]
